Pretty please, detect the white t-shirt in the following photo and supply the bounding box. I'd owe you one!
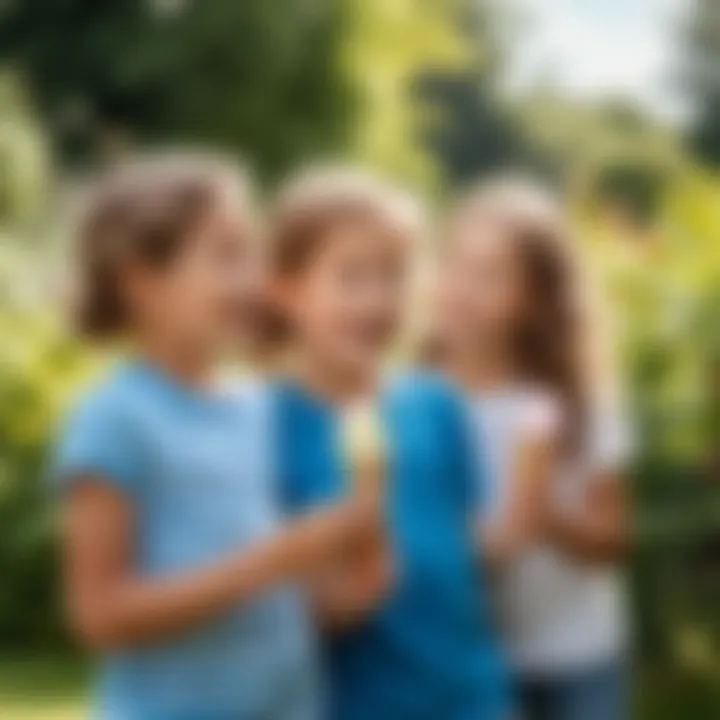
[470,386,631,676]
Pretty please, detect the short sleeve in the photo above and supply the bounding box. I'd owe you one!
[519,392,564,444]
[586,401,634,472]
[51,393,143,497]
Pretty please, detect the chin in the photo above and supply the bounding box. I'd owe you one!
[219,333,252,357]
[342,348,384,374]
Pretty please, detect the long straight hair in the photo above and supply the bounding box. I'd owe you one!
[432,176,609,455]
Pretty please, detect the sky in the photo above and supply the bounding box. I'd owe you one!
[503,0,691,123]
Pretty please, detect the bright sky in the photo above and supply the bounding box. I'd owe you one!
[503,0,691,123]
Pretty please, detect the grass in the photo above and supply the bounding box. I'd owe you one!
[3,652,720,719]
[0,655,89,719]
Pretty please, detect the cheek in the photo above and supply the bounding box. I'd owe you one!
[437,277,461,313]
[476,278,523,324]
[379,278,407,317]
[437,277,473,328]
[293,281,345,338]
[165,265,228,330]
[343,278,404,340]
[436,273,515,338]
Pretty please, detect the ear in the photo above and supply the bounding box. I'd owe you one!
[122,260,156,311]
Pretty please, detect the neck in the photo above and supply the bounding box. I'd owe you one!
[291,346,378,404]
[136,332,215,388]
[446,340,517,394]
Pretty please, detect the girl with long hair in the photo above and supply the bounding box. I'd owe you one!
[433,177,631,720]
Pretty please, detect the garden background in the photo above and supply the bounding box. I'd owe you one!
[1,1,720,717]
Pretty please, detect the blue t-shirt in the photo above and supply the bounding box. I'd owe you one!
[53,360,320,720]
[275,372,509,720]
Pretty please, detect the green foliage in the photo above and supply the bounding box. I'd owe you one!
[578,166,720,713]
[0,0,353,180]
[594,163,668,227]
[0,77,77,646]
[684,0,720,167]
[419,0,537,188]
[338,0,467,188]
[0,74,51,230]
[0,296,89,648]
[0,654,88,718]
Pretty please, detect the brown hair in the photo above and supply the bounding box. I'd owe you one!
[74,151,248,338]
[440,176,602,454]
[261,165,419,350]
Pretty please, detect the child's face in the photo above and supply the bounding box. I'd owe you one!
[437,217,525,348]
[125,191,263,355]
[283,219,409,375]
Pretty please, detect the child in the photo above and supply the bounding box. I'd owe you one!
[53,153,372,719]
[434,177,630,720]
[266,167,510,720]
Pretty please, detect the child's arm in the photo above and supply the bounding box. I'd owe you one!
[545,471,628,563]
[482,435,556,567]
[63,477,368,650]
[544,402,631,564]
[480,393,561,566]
[311,466,393,631]
[313,404,395,630]
[313,542,393,631]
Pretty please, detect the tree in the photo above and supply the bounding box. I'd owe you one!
[0,73,50,230]
[684,0,720,167]
[418,0,536,189]
[0,0,353,180]
[337,0,467,189]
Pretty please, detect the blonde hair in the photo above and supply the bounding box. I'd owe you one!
[260,164,420,349]
[272,164,419,268]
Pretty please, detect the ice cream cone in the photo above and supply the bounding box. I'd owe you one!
[341,399,387,502]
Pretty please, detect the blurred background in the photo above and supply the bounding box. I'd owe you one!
[0,0,719,717]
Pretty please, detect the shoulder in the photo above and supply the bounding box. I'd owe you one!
[390,370,480,505]
[387,369,471,446]
[387,368,465,412]
[585,396,634,468]
[52,364,148,495]
[514,385,565,442]
[265,377,324,428]
[62,363,145,432]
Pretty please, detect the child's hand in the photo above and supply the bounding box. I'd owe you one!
[280,501,379,577]
[315,540,395,630]
[352,463,385,514]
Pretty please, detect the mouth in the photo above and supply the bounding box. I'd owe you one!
[354,320,394,346]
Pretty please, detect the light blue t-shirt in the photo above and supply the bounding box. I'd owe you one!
[53,359,321,720]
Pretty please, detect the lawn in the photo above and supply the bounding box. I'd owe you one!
[0,655,88,719]
[4,653,720,719]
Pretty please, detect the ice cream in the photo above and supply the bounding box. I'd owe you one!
[341,399,387,497]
